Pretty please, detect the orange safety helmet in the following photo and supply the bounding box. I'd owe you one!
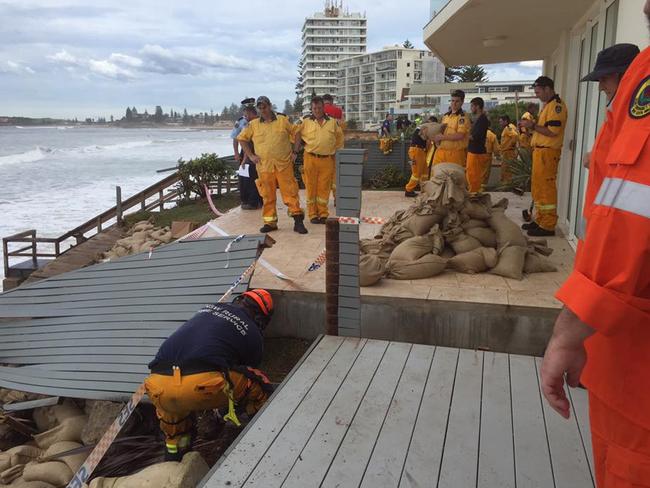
[241,289,273,316]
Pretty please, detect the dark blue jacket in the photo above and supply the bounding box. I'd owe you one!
[148,303,263,373]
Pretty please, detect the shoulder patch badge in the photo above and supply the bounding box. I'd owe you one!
[629,75,650,119]
[555,104,562,114]
[458,117,465,125]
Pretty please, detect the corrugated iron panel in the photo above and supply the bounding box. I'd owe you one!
[0,236,267,401]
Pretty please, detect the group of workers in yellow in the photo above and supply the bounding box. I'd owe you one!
[404,77,564,237]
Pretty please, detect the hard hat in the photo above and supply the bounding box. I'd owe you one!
[241,289,273,316]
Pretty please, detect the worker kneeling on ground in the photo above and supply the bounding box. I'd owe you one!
[145,289,275,461]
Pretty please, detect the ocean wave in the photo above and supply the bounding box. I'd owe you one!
[80,140,154,153]
[0,146,51,166]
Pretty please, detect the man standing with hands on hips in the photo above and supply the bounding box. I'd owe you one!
[237,96,308,234]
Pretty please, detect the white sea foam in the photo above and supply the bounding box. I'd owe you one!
[79,140,154,153]
[0,147,51,166]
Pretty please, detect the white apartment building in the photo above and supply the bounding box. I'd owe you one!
[338,47,445,124]
[395,80,537,116]
[300,2,367,108]
[424,0,648,245]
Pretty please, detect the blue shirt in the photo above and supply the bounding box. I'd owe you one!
[230,116,248,139]
[148,303,263,372]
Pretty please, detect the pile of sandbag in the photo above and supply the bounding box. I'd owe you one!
[0,400,88,487]
[360,163,557,286]
[103,220,173,260]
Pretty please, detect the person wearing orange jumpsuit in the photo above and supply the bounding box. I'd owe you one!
[540,35,649,488]
[293,96,344,223]
[432,89,471,167]
[465,97,490,193]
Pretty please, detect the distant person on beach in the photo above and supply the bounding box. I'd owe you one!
[145,289,274,461]
[294,96,344,224]
[237,96,308,234]
[231,98,262,210]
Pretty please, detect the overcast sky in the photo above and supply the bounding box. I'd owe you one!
[0,0,542,119]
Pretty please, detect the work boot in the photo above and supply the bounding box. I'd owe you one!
[527,226,555,237]
[293,215,308,234]
[241,203,256,210]
[259,224,277,233]
[310,217,321,224]
[521,221,539,231]
[318,217,328,224]
[404,191,417,197]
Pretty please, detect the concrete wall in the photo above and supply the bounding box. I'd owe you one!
[267,290,558,357]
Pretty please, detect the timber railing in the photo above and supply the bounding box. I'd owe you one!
[3,169,239,278]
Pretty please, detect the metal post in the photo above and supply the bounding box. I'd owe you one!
[96,217,102,233]
[2,238,9,278]
[116,186,123,227]
[159,190,164,211]
[325,218,340,336]
[30,230,37,267]
[141,194,146,211]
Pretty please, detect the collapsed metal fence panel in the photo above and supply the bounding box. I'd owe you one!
[0,236,267,401]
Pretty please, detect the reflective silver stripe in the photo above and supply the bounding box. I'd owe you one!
[594,177,650,219]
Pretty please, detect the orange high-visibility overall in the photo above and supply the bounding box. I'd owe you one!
[556,47,650,487]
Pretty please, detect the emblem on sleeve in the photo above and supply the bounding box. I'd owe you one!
[629,75,650,119]
[555,105,562,114]
[458,118,465,125]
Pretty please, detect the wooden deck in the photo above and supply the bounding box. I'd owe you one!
[201,336,594,488]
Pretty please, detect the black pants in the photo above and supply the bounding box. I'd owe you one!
[238,157,262,207]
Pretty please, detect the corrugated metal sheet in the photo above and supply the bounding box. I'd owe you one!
[0,236,267,401]
[345,140,409,181]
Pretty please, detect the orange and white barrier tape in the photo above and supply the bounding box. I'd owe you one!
[66,260,258,488]
[181,223,210,241]
[337,216,386,225]
[307,248,327,272]
[203,184,226,217]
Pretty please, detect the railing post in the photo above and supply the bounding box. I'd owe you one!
[141,193,146,211]
[55,239,61,257]
[31,230,37,267]
[226,174,231,194]
[217,177,222,197]
[159,190,164,211]
[96,217,102,233]
[116,186,123,227]
[3,238,9,278]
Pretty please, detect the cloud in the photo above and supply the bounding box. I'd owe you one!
[108,53,143,68]
[88,59,136,80]
[519,60,543,68]
[47,50,79,65]
[1,60,35,74]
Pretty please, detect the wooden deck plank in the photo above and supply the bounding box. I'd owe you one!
[280,340,389,488]
[242,337,368,488]
[478,352,515,488]
[510,354,555,488]
[320,341,412,488]
[360,344,434,488]
[568,386,595,477]
[399,347,458,488]
[202,335,345,488]
[535,358,594,488]
[438,349,484,488]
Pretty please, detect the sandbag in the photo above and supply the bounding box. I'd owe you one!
[448,247,498,274]
[359,238,392,261]
[8,446,41,467]
[389,236,434,262]
[0,465,23,484]
[23,461,72,486]
[461,219,488,230]
[487,207,528,248]
[386,254,447,280]
[440,246,456,259]
[360,255,385,287]
[89,451,209,488]
[34,415,87,450]
[382,224,414,247]
[524,251,558,273]
[402,213,442,236]
[466,227,497,248]
[6,481,56,488]
[41,441,86,473]
[462,199,492,220]
[425,165,467,208]
[490,246,527,280]
[445,229,482,255]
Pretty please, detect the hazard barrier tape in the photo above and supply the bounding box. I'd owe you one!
[203,184,226,216]
[337,216,386,225]
[307,248,327,272]
[181,223,210,241]
[207,222,293,282]
[66,260,259,488]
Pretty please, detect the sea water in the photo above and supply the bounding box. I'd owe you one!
[0,126,234,280]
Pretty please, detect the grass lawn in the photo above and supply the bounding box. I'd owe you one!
[124,194,241,229]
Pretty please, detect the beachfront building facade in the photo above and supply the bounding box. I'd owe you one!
[337,47,445,125]
[300,2,367,111]
[423,0,647,245]
[393,80,536,118]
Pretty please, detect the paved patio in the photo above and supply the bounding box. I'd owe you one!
[203,190,574,311]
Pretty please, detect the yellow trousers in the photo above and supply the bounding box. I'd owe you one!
[145,368,269,452]
[432,148,467,167]
[531,147,561,230]
[256,165,303,226]
[466,153,491,193]
[379,137,394,155]
[405,146,428,192]
[303,153,334,219]
[500,149,517,183]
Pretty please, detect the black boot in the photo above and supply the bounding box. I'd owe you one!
[259,223,277,233]
[293,215,308,234]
